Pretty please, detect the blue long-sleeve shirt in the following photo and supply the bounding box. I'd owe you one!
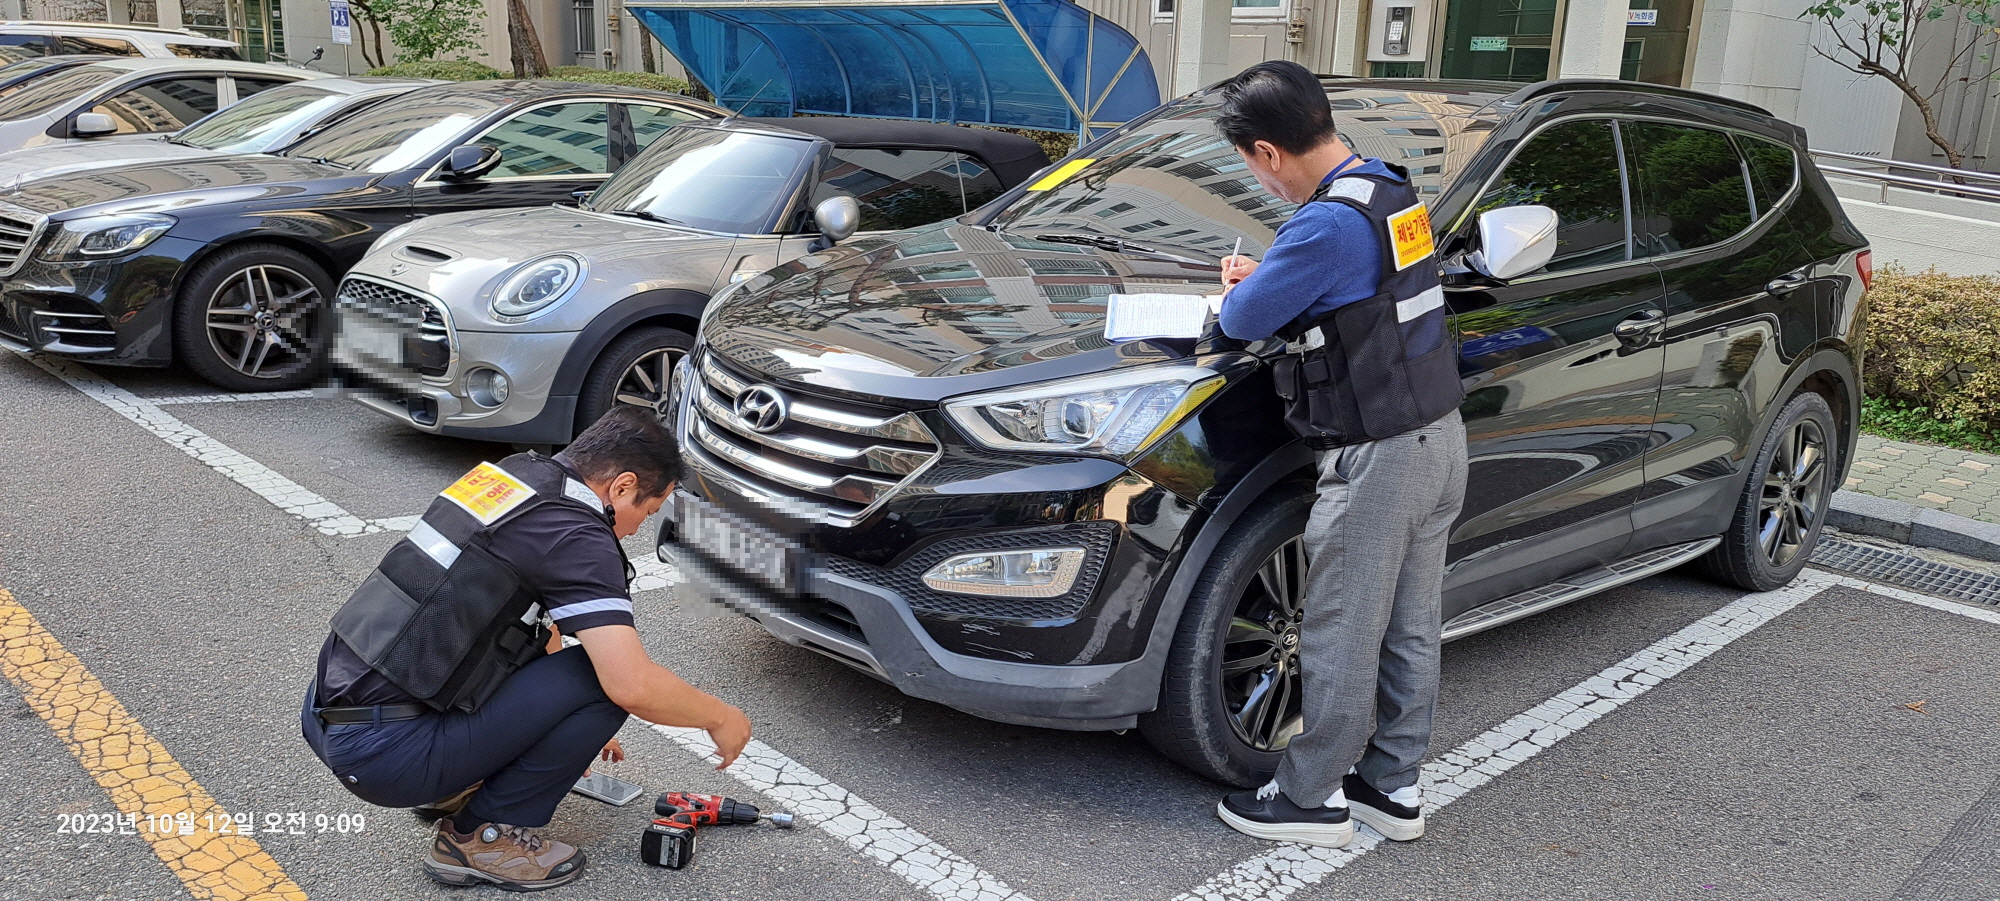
[1218,158,1399,341]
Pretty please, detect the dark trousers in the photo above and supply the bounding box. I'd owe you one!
[300,645,628,828]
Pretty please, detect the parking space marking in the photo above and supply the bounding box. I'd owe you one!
[1823,573,2000,627]
[0,586,309,901]
[655,726,1034,901]
[150,390,319,405]
[1173,570,1839,901]
[11,351,404,537]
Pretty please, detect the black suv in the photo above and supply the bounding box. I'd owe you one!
[661,78,1869,785]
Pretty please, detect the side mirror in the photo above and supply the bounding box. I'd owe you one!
[1469,205,1558,281]
[72,112,118,138]
[440,144,503,181]
[812,196,860,245]
[570,188,593,206]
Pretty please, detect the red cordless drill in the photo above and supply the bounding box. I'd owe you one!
[655,792,796,829]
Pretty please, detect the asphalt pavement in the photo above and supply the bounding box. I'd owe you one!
[2,349,1996,901]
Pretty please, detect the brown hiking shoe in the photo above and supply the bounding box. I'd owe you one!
[425,818,586,891]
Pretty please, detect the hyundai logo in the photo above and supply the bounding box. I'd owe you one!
[734,385,789,433]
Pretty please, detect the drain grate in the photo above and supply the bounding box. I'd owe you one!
[1811,539,2000,607]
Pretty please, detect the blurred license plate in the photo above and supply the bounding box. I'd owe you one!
[346,320,403,365]
[677,495,795,592]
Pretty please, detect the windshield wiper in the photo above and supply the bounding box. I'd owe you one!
[1028,232,1211,266]
[603,208,686,226]
[298,155,352,170]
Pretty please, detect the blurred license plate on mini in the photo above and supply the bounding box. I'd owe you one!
[678,495,794,592]
[346,320,402,365]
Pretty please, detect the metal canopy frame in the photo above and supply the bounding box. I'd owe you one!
[625,0,1161,137]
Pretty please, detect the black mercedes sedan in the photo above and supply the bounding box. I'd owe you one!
[0,80,725,390]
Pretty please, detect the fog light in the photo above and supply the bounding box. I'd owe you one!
[921,548,1086,598]
[466,367,510,407]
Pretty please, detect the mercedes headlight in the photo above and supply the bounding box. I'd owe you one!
[39,213,174,261]
[491,254,583,320]
[943,366,1225,459]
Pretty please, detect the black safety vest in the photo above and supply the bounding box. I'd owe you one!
[1270,165,1464,448]
[327,453,607,713]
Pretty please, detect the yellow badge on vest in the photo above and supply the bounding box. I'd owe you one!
[441,462,536,525]
[1387,203,1436,271]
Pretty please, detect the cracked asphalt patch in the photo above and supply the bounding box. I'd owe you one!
[4,351,1999,900]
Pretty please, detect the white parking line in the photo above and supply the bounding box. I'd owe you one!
[1822,573,2000,627]
[11,351,404,536]
[1172,569,1839,901]
[654,725,1034,901]
[150,389,318,405]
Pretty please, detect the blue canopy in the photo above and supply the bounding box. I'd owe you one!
[626,0,1162,136]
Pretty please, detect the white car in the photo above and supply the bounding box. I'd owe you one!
[0,56,324,154]
[0,20,241,61]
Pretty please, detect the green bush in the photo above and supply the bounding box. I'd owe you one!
[546,66,690,95]
[365,60,505,80]
[1861,266,2000,440]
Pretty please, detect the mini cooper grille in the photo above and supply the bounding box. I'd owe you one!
[686,354,940,522]
[823,522,1118,621]
[0,209,41,273]
[336,276,450,376]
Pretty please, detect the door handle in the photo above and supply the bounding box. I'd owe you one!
[1613,308,1666,342]
[1766,272,1809,295]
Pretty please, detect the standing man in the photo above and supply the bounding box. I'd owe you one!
[301,406,752,891]
[1210,61,1469,849]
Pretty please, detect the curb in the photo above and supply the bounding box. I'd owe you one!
[1828,490,2000,563]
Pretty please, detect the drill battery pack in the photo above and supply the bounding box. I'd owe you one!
[640,818,698,869]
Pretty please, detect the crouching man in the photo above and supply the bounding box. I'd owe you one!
[300,406,751,891]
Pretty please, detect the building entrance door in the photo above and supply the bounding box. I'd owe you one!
[1437,0,1558,82]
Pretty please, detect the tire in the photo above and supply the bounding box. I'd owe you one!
[574,326,693,436]
[171,243,335,392]
[1139,489,1314,787]
[1698,391,1839,591]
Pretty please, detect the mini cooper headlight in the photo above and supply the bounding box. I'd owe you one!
[40,213,175,261]
[943,366,1225,459]
[492,254,583,320]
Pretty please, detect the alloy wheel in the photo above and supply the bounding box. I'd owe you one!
[203,265,322,380]
[614,347,682,418]
[1759,418,1830,567]
[1223,535,1308,752]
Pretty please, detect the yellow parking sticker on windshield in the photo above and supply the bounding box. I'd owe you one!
[1027,158,1094,191]
[1388,203,1436,271]
[442,462,536,524]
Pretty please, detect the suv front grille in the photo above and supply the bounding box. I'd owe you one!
[335,275,451,376]
[0,207,43,274]
[686,353,940,522]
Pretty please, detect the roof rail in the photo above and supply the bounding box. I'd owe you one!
[0,20,207,37]
[1497,79,1772,117]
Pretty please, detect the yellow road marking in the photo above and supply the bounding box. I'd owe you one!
[0,587,308,901]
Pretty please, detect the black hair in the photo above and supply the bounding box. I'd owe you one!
[1214,60,1339,155]
[559,406,681,499]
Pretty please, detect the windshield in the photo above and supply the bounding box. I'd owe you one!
[589,127,814,234]
[281,91,503,172]
[175,84,342,152]
[0,65,119,121]
[985,89,1492,260]
[0,57,71,91]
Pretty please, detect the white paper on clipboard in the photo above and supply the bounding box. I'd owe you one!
[1103,293,1224,341]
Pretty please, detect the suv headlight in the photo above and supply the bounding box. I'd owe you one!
[492,254,583,320]
[39,213,174,261]
[943,366,1224,459]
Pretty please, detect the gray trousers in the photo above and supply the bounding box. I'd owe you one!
[1275,410,1468,807]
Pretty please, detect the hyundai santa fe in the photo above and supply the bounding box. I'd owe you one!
[658,78,1870,785]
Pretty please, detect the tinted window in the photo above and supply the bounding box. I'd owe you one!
[626,103,696,150]
[283,91,508,172]
[1476,118,1628,272]
[170,43,242,60]
[232,77,296,99]
[0,65,120,120]
[57,35,140,55]
[481,102,611,177]
[590,126,813,234]
[1622,121,1755,257]
[1739,134,1797,217]
[0,35,55,62]
[0,57,78,93]
[819,148,990,231]
[92,77,222,134]
[175,83,340,152]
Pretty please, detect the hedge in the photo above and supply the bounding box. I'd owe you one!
[1861,266,2000,437]
[364,62,690,95]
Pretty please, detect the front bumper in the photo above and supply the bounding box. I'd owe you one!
[0,240,193,367]
[333,321,582,445]
[667,543,1159,730]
